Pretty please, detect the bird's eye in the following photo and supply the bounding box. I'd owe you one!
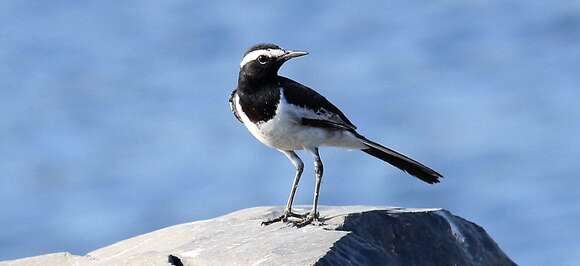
[257,55,269,64]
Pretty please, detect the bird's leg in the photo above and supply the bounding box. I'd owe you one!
[293,148,323,227]
[262,150,306,226]
[283,151,306,217]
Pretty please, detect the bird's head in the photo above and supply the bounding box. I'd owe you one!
[239,43,308,82]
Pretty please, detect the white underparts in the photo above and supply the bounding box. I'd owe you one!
[235,89,365,151]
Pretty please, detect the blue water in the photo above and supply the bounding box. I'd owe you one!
[1,1,579,265]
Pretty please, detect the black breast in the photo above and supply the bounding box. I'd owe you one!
[237,86,281,124]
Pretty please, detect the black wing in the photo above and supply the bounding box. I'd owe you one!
[228,89,243,124]
[301,118,355,131]
[278,76,357,130]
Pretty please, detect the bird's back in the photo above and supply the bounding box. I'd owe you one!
[277,76,357,130]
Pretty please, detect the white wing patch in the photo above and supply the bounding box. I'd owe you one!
[302,107,351,127]
[240,48,285,68]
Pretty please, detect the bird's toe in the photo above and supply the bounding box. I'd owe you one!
[261,210,308,226]
[291,212,321,227]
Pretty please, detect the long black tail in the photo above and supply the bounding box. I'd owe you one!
[355,133,443,184]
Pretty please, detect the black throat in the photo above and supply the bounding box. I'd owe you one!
[236,73,281,124]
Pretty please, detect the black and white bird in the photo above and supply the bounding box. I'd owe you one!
[229,43,442,226]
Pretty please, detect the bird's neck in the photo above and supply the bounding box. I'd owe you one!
[237,72,279,94]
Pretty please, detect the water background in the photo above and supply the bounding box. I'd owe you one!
[1,1,579,265]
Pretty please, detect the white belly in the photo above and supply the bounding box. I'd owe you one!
[234,90,364,151]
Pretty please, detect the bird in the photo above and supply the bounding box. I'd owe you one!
[229,43,442,227]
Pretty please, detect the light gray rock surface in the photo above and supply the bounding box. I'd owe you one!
[0,206,516,266]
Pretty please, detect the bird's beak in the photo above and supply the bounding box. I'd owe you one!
[278,50,309,62]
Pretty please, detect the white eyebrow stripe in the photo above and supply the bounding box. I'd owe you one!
[240,48,285,68]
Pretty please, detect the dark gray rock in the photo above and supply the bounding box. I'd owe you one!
[316,209,515,266]
[0,206,515,266]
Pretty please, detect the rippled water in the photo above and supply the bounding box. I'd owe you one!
[1,1,579,265]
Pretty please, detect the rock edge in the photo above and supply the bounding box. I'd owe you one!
[0,206,516,266]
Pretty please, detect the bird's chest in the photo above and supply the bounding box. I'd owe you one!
[237,87,281,124]
[235,89,304,149]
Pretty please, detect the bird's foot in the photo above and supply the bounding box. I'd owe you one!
[291,211,321,227]
[261,210,308,226]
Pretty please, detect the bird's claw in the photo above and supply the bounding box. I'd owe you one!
[291,212,321,227]
[261,210,308,226]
